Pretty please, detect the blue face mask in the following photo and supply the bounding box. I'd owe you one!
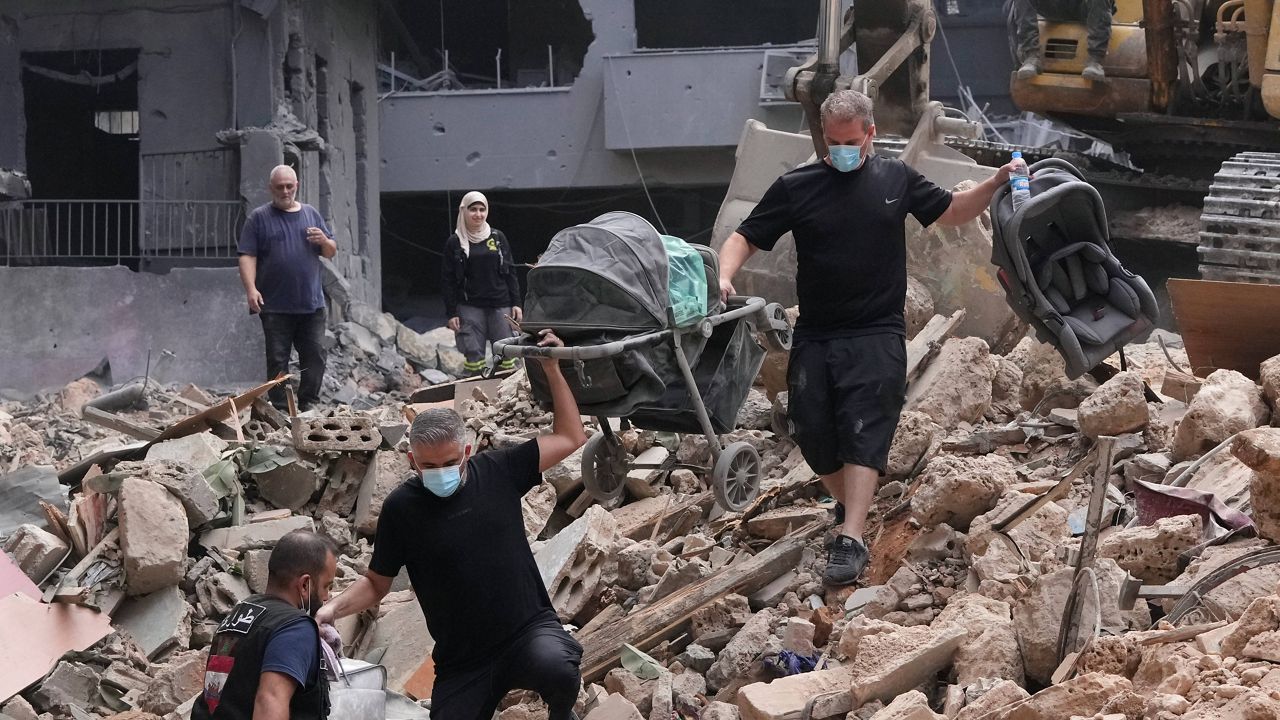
[419,464,463,497]
[828,143,865,173]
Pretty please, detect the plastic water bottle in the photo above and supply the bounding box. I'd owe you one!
[1009,151,1031,211]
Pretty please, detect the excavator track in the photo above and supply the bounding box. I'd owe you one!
[1197,152,1280,283]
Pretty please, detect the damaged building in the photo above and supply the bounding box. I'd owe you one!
[0,0,380,394]
[376,0,1013,324]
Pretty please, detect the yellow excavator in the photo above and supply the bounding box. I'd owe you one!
[1010,0,1280,282]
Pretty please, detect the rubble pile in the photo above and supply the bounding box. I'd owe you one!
[5,295,1280,720]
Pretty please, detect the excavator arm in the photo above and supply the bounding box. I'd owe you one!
[784,0,938,157]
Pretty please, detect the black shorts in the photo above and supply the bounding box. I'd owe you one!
[786,333,907,476]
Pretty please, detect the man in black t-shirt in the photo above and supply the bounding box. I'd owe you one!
[720,89,1017,586]
[316,329,587,720]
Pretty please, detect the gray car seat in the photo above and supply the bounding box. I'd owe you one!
[990,158,1159,379]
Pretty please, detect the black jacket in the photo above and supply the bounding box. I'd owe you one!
[441,229,521,317]
[192,594,329,720]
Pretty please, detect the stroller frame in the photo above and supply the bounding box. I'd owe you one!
[493,295,792,512]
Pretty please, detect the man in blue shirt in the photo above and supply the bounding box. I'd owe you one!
[193,529,337,719]
[238,165,338,412]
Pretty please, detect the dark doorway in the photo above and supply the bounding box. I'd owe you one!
[21,48,141,263]
[22,49,140,201]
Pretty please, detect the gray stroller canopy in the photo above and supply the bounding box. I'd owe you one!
[524,211,672,334]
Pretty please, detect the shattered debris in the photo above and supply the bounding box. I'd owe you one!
[5,310,1280,720]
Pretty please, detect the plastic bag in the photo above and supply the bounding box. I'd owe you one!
[660,234,708,327]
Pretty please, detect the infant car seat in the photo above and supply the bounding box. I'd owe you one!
[990,158,1159,379]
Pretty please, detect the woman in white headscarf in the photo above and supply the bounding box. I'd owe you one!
[441,191,522,375]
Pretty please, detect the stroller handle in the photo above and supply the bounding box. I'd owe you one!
[492,295,777,361]
[492,330,673,360]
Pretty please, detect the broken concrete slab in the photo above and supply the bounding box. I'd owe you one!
[966,490,1070,564]
[708,609,780,692]
[933,593,1023,685]
[736,665,853,720]
[1172,369,1270,461]
[1231,427,1280,542]
[396,324,441,369]
[199,514,314,552]
[115,459,219,528]
[994,672,1131,720]
[745,506,829,542]
[905,337,995,429]
[29,660,100,715]
[1221,595,1280,659]
[356,590,436,693]
[354,450,411,536]
[952,680,1030,720]
[242,548,271,594]
[2,523,69,583]
[119,477,188,595]
[254,459,319,511]
[911,454,1017,530]
[604,667,655,715]
[844,621,966,706]
[291,415,381,452]
[138,649,205,715]
[1097,513,1202,584]
[885,411,941,481]
[1077,371,1150,439]
[522,481,557,543]
[109,585,191,660]
[1,696,39,720]
[1011,558,1151,685]
[0,466,66,538]
[535,506,620,622]
[736,388,773,431]
[866,691,945,720]
[544,445,586,498]
[585,693,645,720]
[145,433,228,472]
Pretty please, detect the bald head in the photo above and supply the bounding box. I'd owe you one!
[268,165,299,210]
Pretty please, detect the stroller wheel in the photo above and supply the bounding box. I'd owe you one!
[762,303,792,352]
[711,442,762,512]
[581,432,627,503]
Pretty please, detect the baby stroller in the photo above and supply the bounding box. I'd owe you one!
[989,158,1159,379]
[492,212,793,512]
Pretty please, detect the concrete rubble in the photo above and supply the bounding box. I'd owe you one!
[4,308,1280,720]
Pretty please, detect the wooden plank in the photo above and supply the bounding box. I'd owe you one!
[905,310,967,383]
[576,522,825,681]
[81,406,162,441]
[1138,620,1227,646]
[1168,279,1280,380]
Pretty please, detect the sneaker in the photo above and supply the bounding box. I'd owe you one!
[1016,57,1042,80]
[1082,59,1105,81]
[824,534,869,586]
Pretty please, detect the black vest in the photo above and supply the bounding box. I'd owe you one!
[192,594,329,720]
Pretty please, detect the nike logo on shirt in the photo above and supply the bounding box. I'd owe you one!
[884,198,899,205]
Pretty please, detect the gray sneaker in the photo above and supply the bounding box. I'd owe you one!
[824,534,869,586]
[1083,59,1106,81]
[1016,57,1042,80]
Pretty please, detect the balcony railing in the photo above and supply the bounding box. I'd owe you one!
[0,199,244,266]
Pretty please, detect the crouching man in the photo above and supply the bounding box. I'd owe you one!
[317,329,588,720]
[194,529,338,719]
